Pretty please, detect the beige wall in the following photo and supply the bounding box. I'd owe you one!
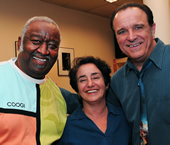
[0,0,115,92]
[143,0,170,44]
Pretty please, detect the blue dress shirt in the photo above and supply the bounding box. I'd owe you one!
[56,103,132,145]
[107,38,170,145]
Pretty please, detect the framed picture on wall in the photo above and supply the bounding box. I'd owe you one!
[15,41,19,57]
[57,47,74,76]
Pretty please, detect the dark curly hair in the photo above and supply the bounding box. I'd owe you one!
[110,3,154,32]
[69,56,111,93]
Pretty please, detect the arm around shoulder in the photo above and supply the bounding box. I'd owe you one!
[59,87,81,114]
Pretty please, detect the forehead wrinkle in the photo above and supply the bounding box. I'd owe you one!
[27,21,60,40]
[29,30,60,45]
[114,7,146,30]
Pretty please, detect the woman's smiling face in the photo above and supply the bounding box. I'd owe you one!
[77,63,107,104]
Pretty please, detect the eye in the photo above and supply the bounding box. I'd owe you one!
[117,29,127,35]
[48,43,58,50]
[93,76,99,80]
[47,41,59,50]
[92,74,100,80]
[135,26,143,30]
[31,40,41,45]
[79,78,87,83]
[134,24,144,30]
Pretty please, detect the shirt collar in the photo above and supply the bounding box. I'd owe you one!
[10,57,46,84]
[124,38,165,75]
[149,38,165,69]
[70,103,120,121]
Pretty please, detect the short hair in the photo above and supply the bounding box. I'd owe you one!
[110,3,154,32]
[69,56,111,93]
[19,16,61,52]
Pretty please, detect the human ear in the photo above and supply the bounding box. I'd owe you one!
[106,83,109,90]
[151,23,156,38]
[17,36,22,51]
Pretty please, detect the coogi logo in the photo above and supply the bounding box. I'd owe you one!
[7,102,25,108]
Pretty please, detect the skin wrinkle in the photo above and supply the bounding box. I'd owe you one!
[113,7,156,71]
[16,20,60,79]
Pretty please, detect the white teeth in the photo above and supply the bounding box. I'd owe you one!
[129,43,140,47]
[33,56,47,62]
[87,90,98,93]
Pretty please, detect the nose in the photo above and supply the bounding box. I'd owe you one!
[87,79,94,87]
[37,42,50,55]
[127,30,137,42]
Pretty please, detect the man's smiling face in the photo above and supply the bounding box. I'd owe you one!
[113,7,156,65]
[17,20,60,79]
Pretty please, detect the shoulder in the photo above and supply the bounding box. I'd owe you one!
[111,64,126,82]
[67,106,84,120]
[107,102,124,115]
[109,64,126,92]
[107,103,129,124]
[0,60,10,68]
[0,60,8,66]
[60,107,84,137]
[0,60,15,76]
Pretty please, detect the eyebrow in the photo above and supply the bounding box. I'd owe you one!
[134,24,144,27]
[78,75,86,80]
[91,72,100,76]
[78,72,100,80]
[117,28,125,34]
[29,34,59,43]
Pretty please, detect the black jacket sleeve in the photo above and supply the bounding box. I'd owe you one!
[59,87,81,114]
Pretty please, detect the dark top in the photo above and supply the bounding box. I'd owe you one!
[59,87,81,114]
[107,38,170,145]
[56,103,132,145]
[59,38,170,145]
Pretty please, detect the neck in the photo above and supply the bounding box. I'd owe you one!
[132,40,156,71]
[132,61,144,71]
[82,100,107,118]
[82,99,108,133]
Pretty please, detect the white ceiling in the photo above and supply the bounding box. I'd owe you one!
[40,0,143,19]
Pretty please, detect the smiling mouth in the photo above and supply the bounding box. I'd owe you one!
[86,90,98,93]
[33,56,47,62]
[127,42,142,48]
